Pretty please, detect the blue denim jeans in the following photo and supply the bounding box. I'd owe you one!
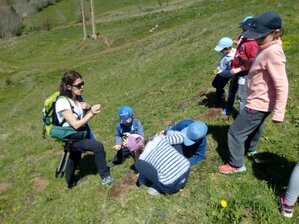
[135,160,190,194]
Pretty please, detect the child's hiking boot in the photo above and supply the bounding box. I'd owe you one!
[279,196,294,218]
[102,175,115,186]
[218,163,246,174]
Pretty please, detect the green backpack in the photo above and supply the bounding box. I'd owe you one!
[42,91,72,139]
[42,92,88,141]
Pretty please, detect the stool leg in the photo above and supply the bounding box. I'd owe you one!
[55,151,67,178]
[60,151,70,178]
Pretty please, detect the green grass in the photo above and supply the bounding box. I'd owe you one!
[0,0,299,223]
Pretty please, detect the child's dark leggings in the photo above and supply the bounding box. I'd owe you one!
[212,75,231,105]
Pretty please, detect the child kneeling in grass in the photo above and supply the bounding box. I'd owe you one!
[125,132,190,196]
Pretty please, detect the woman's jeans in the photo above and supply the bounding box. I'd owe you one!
[65,139,110,186]
[135,160,190,194]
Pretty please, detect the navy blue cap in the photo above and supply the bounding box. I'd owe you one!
[243,11,282,39]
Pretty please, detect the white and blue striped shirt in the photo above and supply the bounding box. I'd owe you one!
[139,132,190,185]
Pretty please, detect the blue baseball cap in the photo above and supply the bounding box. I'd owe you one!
[181,121,208,146]
[214,37,233,52]
[118,106,133,124]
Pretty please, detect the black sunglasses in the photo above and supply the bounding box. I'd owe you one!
[72,81,84,89]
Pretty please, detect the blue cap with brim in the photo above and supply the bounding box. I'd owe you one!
[239,16,253,27]
[118,106,133,124]
[181,121,208,146]
[214,37,233,52]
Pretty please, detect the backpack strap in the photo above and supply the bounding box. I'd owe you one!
[54,96,77,126]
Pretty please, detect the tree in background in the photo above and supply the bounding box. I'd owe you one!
[0,0,61,39]
[0,1,22,38]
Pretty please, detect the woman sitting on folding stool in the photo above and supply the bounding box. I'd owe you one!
[55,70,115,189]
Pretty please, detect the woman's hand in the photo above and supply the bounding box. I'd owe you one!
[90,104,101,115]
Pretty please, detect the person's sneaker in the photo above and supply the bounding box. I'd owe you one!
[279,196,294,218]
[218,163,246,174]
[247,151,257,157]
[220,107,231,115]
[102,176,115,186]
[147,187,160,196]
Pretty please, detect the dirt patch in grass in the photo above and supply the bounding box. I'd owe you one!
[0,183,12,193]
[109,174,138,198]
[195,108,228,120]
[31,177,49,193]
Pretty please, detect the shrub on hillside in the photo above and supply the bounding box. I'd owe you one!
[24,16,53,32]
[12,0,62,18]
[31,0,63,10]
[13,1,37,18]
[42,16,52,31]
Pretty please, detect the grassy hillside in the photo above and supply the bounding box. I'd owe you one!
[0,0,299,223]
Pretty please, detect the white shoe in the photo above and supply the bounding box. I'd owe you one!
[247,151,257,157]
[147,187,160,196]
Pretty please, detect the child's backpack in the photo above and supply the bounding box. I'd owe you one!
[42,91,73,139]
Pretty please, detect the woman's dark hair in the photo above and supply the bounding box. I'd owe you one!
[59,71,82,98]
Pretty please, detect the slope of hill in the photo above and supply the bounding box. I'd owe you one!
[0,0,298,223]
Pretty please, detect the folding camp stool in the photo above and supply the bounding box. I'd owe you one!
[55,140,73,178]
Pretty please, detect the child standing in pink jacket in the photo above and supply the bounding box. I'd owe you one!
[218,11,289,174]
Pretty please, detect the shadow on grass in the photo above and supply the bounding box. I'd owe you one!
[197,91,239,118]
[208,124,230,162]
[250,152,296,195]
[200,92,219,108]
[77,154,98,178]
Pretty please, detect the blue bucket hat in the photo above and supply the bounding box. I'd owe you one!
[181,121,208,146]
